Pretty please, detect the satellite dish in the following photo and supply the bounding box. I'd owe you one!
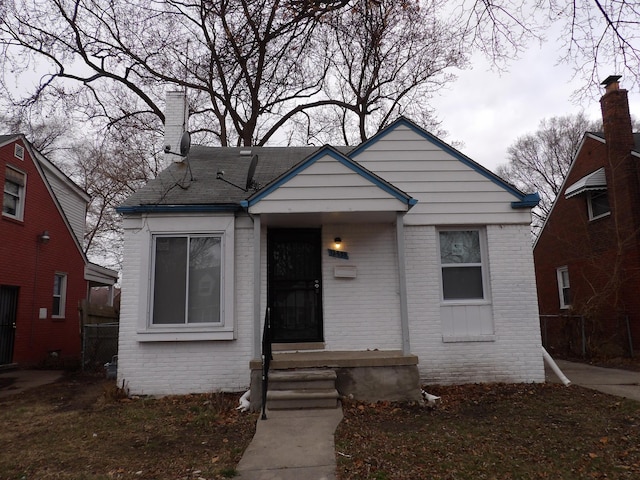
[179,131,191,156]
[246,154,258,190]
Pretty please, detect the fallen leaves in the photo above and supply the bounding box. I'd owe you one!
[336,383,640,479]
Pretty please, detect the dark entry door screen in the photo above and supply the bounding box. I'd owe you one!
[268,229,323,343]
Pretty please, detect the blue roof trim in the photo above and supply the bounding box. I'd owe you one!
[511,192,540,209]
[244,145,417,208]
[350,117,534,208]
[116,204,241,214]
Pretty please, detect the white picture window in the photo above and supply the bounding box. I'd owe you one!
[439,229,486,301]
[3,167,26,220]
[53,273,67,317]
[588,191,610,220]
[556,266,571,309]
[151,235,222,325]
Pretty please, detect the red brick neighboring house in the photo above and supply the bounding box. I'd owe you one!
[534,76,640,357]
[1,134,118,366]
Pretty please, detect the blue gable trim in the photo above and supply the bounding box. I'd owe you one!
[116,204,241,214]
[349,117,539,209]
[243,145,417,209]
[511,192,540,209]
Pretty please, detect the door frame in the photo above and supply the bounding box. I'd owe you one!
[0,285,19,365]
[267,228,323,343]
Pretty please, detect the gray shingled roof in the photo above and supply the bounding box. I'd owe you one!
[0,134,18,143]
[121,146,351,208]
[590,132,640,152]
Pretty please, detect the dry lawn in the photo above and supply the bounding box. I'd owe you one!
[336,383,640,480]
[0,373,257,480]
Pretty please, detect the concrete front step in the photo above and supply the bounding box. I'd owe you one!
[267,388,340,410]
[268,369,337,391]
[266,369,340,409]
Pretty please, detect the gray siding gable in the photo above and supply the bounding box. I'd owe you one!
[351,117,537,208]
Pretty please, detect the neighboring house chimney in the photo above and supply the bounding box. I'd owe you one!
[164,90,189,162]
[600,75,635,152]
[599,75,640,243]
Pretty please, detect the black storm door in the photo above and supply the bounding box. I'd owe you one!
[267,229,323,343]
[0,286,19,365]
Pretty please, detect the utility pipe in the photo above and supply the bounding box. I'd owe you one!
[542,346,571,386]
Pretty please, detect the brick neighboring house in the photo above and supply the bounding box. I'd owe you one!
[534,76,640,357]
[1,135,118,367]
[115,92,544,401]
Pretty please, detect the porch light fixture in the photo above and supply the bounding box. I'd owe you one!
[39,231,50,244]
[334,237,342,249]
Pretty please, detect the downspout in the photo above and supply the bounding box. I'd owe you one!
[396,212,411,355]
[542,346,571,386]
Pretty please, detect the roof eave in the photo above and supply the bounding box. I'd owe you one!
[116,204,242,214]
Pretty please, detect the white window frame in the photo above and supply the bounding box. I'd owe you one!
[437,228,490,304]
[133,214,236,342]
[150,234,223,326]
[3,167,26,221]
[556,266,571,309]
[587,190,610,221]
[52,273,67,318]
[14,144,24,160]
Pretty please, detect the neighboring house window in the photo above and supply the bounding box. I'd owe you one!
[556,266,571,309]
[587,191,610,220]
[151,235,222,325]
[52,273,67,317]
[3,167,26,220]
[14,144,24,160]
[439,229,486,300]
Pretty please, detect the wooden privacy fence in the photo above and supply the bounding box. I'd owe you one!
[80,300,119,371]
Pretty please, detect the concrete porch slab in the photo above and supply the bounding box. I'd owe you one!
[250,350,418,370]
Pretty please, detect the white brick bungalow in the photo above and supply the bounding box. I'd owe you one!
[116,97,544,399]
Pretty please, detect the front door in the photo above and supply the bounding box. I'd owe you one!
[0,286,19,365]
[267,229,323,343]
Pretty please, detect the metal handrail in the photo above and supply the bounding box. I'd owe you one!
[261,307,272,420]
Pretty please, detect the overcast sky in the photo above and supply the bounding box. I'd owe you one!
[431,41,640,173]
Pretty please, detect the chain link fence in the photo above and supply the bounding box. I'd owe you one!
[541,314,634,359]
[82,322,119,372]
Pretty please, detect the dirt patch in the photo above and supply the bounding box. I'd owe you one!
[0,376,17,390]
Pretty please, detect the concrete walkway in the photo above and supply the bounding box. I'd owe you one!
[237,408,343,480]
[0,369,63,399]
[546,359,640,401]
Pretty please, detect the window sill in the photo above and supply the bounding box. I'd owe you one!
[442,335,495,343]
[136,329,235,342]
[440,299,491,307]
[2,213,24,224]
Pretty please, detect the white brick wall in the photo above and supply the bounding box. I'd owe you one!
[117,216,255,395]
[119,216,543,394]
[406,224,545,384]
[164,91,188,161]
[322,223,402,350]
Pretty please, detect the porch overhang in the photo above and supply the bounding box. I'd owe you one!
[240,146,417,216]
[84,262,118,286]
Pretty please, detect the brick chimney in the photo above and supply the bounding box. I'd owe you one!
[600,75,635,152]
[600,75,640,247]
[164,90,189,163]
